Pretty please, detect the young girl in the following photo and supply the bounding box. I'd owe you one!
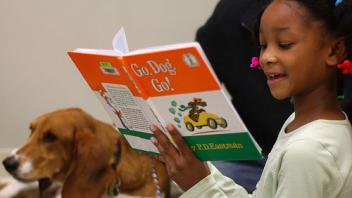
[150,0,352,197]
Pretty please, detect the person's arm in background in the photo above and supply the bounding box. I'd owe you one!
[195,0,293,192]
[196,0,293,156]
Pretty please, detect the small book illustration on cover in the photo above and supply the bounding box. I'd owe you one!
[68,28,262,161]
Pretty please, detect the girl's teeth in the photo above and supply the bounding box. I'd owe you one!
[270,74,278,79]
[269,74,284,79]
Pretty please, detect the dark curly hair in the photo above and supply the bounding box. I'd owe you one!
[294,0,352,59]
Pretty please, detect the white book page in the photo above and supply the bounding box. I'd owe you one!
[124,134,159,153]
[127,42,198,56]
[73,48,123,56]
[112,27,129,54]
[72,27,129,56]
[73,28,197,57]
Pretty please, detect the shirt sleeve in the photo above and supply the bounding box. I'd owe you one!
[275,139,342,198]
[180,163,253,198]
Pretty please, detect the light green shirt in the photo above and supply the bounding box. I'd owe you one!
[180,113,352,198]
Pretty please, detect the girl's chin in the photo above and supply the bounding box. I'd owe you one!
[270,90,290,100]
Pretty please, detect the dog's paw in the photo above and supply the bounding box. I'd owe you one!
[0,177,38,198]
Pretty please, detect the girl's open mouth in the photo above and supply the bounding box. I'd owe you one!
[267,73,287,85]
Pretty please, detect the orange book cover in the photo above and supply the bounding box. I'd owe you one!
[67,28,262,161]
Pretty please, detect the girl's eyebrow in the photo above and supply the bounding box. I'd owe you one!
[259,26,290,33]
[273,26,290,32]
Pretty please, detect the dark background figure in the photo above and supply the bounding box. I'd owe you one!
[196,0,352,193]
[196,0,292,192]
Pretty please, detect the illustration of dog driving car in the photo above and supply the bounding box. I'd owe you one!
[178,98,227,132]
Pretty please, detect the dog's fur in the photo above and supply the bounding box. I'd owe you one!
[2,108,169,198]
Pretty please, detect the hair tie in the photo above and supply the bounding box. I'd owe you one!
[335,0,343,6]
[250,56,261,69]
[337,59,352,75]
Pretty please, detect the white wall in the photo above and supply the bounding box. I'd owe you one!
[0,0,218,150]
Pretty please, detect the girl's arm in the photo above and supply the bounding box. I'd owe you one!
[150,124,253,197]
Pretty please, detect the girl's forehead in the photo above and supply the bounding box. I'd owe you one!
[260,0,316,34]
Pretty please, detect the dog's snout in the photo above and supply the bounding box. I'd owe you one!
[3,156,19,173]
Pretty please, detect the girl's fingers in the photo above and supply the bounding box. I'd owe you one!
[166,124,194,156]
[150,134,178,172]
[150,136,166,154]
[153,154,165,163]
[150,125,179,159]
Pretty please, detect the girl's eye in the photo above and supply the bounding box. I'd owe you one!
[259,43,267,50]
[278,43,292,50]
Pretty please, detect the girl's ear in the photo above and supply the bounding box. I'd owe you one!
[326,37,347,66]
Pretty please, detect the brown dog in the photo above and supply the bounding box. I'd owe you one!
[2,108,169,198]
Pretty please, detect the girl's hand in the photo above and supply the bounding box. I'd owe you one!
[150,124,210,191]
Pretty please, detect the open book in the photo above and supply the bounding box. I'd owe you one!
[68,28,262,161]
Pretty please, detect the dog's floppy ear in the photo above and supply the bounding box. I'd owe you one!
[61,127,115,198]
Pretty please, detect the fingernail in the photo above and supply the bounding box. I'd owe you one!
[166,123,174,131]
[150,137,158,144]
[150,124,157,132]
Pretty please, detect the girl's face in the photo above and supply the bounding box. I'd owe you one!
[259,0,334,100]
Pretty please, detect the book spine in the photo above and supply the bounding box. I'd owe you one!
[147,99,167,133]
[119,57,150,99]
[119,57,165,132]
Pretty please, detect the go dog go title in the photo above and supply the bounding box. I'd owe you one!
[130,58,176,93]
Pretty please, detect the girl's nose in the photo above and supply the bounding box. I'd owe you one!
[260,47,278,67]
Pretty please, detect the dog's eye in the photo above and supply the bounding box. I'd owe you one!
[29,125,34,136]
[43,132,57,143]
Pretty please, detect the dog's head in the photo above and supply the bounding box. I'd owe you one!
[2,108,120,185]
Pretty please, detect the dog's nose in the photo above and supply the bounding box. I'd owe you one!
[2,156,19,173]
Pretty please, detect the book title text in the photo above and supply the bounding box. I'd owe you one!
[130,59,176,93]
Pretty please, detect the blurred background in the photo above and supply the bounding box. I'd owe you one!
[0,0,218,177]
